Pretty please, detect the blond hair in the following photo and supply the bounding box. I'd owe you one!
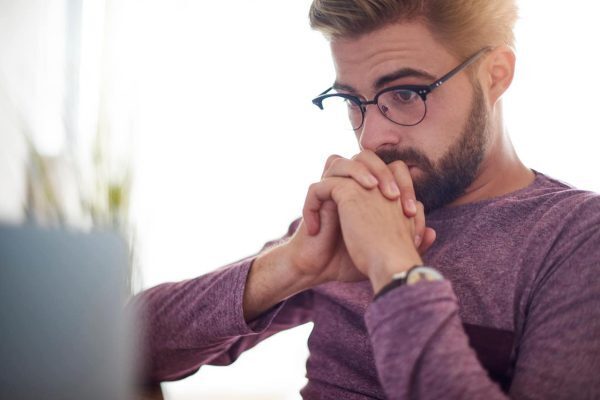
[309,0,518,60]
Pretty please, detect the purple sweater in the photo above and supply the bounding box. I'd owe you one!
[133,172,600,399]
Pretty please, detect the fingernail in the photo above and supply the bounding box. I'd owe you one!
[407,199,417,214]
[414,235,422,247]
[388,183,400,197]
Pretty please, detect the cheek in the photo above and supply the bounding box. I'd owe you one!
[409,124,451,167]
[418,89,472,160]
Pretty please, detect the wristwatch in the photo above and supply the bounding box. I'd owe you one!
[373,265,444,301]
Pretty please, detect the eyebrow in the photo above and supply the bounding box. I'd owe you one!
[333,67,438,93]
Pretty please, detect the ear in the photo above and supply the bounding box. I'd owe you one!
[479,45,516,106]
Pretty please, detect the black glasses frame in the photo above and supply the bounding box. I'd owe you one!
[312,47,492,130]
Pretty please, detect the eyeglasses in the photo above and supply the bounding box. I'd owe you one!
[312,47,491,130]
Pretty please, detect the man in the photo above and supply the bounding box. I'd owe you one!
[133,0,600,398]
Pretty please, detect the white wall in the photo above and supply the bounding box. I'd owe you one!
[505,2,600,190]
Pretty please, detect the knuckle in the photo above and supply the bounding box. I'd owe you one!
[373,160,391,176]
[355,162,372,176]
[325,154,342,169]
[307,182,320,195]
[351,152,363,161]
[361,148,376,158]
[329,157,346,170]
[333,178,357,198]
[352,150,388,175]
[342,157,370,179]
[352,150,374,164]
[401,186,416,199]
[326,154,341,164]
[330,183,345,202]
[328,157,353,177]
[389,159,409,174]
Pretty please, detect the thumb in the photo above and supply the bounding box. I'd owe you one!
[417,227,436,255]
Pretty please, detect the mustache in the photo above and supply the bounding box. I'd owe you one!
[375,147,434,172]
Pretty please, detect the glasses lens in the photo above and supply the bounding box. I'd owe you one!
[378,89,426,126]
[318,95,363,130]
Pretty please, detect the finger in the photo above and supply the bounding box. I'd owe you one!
[302,201,320,236]
[308,154,341,235]
[353,150,400,199]
[318,199,339,236]
[302,178,348,236]
[388,160,417,217]
[322,154,343,178]
[413,201,426,247]
[302,183,321,236]
[324,157,379,189]
[417,227,437,255]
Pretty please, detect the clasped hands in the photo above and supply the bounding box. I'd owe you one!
[285,149,437,294]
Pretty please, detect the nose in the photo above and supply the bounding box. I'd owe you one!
[357,105,403,151]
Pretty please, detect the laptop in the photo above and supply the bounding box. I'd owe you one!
[0,224,134,400]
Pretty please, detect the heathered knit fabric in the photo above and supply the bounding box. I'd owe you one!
[132,171,600,399]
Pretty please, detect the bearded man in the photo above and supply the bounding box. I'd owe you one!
[132,1,600,398]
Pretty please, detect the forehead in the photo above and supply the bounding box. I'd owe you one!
[330,21,457,93]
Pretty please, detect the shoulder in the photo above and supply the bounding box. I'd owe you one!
[527,172,600,235]
[518,173,600,285]
[495,172,600,279]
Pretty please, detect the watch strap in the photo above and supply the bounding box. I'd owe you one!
[372,265,420,301]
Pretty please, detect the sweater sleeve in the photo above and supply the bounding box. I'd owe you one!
[130,220,312,383]
[364,231,600,400]
[365,281,508,400]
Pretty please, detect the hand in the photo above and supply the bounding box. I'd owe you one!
[244,151,436,321]
[306,150,435,252]
[302,150,436,292]
[280,172,366,286]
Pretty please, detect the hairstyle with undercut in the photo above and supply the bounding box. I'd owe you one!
[309,0,518,60]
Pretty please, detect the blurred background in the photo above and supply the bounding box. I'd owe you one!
[1,0,599,399]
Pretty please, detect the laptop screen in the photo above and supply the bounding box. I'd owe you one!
[0,224,134,400]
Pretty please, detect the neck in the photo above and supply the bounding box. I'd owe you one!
[449,113,535,207]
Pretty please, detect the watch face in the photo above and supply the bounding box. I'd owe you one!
[406,266,444,285]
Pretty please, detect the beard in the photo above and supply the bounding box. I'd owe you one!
[376,83,489,213]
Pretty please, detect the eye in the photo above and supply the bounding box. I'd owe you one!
[391,89,418,104]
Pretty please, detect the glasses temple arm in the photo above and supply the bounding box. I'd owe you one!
[428,47,492,90]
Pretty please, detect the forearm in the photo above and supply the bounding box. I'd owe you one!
[129,218,312,382]
[130,259,257,381]
[366,281,507,400]
[243,242,324,322]
[131,230,317,382]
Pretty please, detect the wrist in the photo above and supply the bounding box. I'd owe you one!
[243,244,319,322]
[367,246,423,294]
[262,242,327,292]
[279,239,338,287]
[373,265,444,301]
